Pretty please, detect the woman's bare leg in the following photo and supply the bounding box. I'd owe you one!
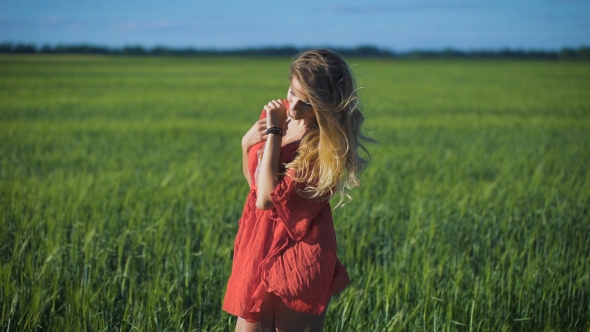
[274,294,331,332]
[234,292,330,332]
[235,317,256,332]
[235,292,276,332]
[258,291,276,332]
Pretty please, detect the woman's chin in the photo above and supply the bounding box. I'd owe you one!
[289,109,315,122]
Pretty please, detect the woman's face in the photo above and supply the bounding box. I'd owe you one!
[287,76,316,122]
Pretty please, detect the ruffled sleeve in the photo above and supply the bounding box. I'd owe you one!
[269,171,328,241]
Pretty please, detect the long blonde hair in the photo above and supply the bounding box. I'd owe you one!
[285,49,375,207]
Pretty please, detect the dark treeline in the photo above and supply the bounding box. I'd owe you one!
[1,43,589,60]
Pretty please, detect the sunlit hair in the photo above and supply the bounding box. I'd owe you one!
[286,49,375,207]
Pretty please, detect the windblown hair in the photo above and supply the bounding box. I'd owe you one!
[286,49,375,207]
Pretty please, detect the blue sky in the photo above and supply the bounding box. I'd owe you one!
[1,0,589,50]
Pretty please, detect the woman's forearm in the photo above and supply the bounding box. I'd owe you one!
[242,145,252,188]
[256,99,287,209]
[241,118,269,188]
[256,134,281,210]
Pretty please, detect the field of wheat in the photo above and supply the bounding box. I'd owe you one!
[1,55,589,331]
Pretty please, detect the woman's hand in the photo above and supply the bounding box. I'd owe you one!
[264,100,288,129]
[242,118,267,152]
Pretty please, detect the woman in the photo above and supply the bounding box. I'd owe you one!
[223,49,373,332]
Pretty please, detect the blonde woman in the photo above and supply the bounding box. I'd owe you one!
[223,49,373,332]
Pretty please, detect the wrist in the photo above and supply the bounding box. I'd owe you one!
[266,127,283,136]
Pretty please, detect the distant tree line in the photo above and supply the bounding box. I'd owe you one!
[1,43,589,60]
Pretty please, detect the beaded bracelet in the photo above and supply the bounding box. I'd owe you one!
[266,127,283,136]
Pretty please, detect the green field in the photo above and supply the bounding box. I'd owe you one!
[1,55,589,331]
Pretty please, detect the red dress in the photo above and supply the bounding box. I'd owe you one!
[222,108,350,323]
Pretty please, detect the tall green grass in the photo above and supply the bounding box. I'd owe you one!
[1,55,589,331]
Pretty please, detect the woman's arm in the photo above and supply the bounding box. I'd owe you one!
[256,100,288,210]
[256,132,281,209]
[241,146,252,187]
[241,118,267,187]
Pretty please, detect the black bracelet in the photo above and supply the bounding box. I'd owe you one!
[266,127,283,136]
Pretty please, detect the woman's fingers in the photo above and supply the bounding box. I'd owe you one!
[268,100,285,109]
[264,99,287,129]
[266,99,287,114]
[265,100,285,111]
